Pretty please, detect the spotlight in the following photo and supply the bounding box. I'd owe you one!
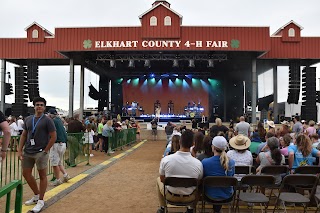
[128,59,135,68]
[173,59,179,67]
[188,59,195,68]
[150,73,155,78]
[110,60,116,68]
[144,59,151,68]
[208,59,214,68]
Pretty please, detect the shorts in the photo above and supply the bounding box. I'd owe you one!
[49,143,67,166]
[97,134,103,139]
[152,129,157,135]
[22,151,49,170]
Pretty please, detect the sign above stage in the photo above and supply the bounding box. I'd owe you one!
[84,39,240,49]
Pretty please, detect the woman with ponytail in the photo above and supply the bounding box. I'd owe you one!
[256,137,285,184]
[288,134,320,173]
[202,136,235,213]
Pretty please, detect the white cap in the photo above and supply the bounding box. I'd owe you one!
[212,136,228,150]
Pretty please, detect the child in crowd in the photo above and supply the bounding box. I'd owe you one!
[83,124,94,157]
[167,135,180,155]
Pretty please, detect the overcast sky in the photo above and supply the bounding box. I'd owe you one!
[0,0,319,111]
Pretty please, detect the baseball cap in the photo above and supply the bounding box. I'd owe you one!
[212,136,228,150]
[48,108,57,115]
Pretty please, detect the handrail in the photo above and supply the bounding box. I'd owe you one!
[0,180,23,213]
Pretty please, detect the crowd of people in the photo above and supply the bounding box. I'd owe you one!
[157,115,320,213]
[0,97,141,213]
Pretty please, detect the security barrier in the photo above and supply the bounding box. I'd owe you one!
[0,180,23,213]
[0,129,136,188]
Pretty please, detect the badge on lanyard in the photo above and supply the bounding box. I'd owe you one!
[31,114,44,146]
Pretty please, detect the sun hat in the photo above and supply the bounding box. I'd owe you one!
[267,120,275,128]
[281,120,290,127]
[229,134,251,150]
[211,136,228,150]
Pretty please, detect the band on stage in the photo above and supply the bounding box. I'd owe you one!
[122,100,205,118]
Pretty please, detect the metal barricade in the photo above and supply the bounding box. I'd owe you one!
[0,180,23,213]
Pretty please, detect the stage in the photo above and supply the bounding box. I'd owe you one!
[120,114,206,123]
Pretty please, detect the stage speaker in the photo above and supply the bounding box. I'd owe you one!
[98,75,109,112]
[300,66,317,121]
[27,61,40,102]
[15,67,28,104]
[287,61,300,104]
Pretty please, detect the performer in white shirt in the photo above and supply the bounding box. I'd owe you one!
[155,105,161,122]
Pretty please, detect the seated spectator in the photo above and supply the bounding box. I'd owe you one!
[305,120,317,137]
[197,135,213,161]
[156,130,203,213]
[191,132,204,157]
[280,134,291,156]
[277,121,291,137]
[167,135,180,155]
[249,132,262,154]
[255,132,275,155]
[226,128,235,142]
[227,135,252,166]
[288,134,320,173]
[266,120,276,134]
[256,121,266,142]
[256,137,285,184]
[163,130,181,157]
[310,134,320,149]
[227,135,252,180]
[202,136,235,213]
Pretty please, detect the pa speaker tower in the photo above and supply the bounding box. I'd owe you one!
[287,60,300,104]
[301,66,317,121]
[27,61,40,102]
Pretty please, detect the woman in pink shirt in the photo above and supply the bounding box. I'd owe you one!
[280,134,291,156]
[305,120,316,136]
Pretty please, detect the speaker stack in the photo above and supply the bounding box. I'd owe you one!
[27,61,40,102]
[301,66,317,121]
[287,61,300,104]
[12,67,28,116]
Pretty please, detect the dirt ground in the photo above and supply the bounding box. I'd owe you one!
[0,142,142,213]
[43,140,164,213]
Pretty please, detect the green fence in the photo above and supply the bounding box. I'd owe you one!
[0,180,23,213]
[0,129,136,188]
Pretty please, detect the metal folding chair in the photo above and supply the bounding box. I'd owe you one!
[201,176,238,213]
[236,175,275,213]
[273,174,319,213]
[163,177,198,213]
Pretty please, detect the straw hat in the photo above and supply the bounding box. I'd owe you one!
[281,120,290,127]
[267,120,275,128]
[229,134,251,150]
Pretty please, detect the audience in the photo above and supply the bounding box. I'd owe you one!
[191,132,204,157]
[157,130,203,213]
[280,134,291,156]
[202,136,235,213]
[288,134,320,173]
[197,135,213,161]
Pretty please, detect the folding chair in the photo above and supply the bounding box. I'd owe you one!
[163,177,198,213]
[235,165,256,175]
[294,166,320,175]
[201,176,238,213]
[273,174,319,213]
[315,191,320,213]
[236,175,275,213]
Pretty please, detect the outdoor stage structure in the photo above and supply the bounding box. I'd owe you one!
[0,0,320,122]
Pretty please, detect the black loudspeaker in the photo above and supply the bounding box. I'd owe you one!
[15,67,28,105]
[27,61,40,102]
[300,66,317,121]
[98,75,109,112]
[11,103,27,117]
[287,61,300,104]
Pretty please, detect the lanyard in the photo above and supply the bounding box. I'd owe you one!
[32,114,44,134]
